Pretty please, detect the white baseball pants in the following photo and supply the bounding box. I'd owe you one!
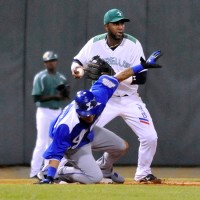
[30,107,61,178]
[96,95,158,181]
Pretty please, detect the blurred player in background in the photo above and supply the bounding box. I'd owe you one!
[30,51,70,178]
[71,8,161,183]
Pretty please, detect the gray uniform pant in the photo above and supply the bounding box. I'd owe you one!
[58,126,127,184]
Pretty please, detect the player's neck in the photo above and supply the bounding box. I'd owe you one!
[47,69,56,74]
[106,36,122,49]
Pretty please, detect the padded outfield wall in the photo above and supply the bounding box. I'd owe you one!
[0,0,199,166]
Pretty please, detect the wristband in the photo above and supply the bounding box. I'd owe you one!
[47,166,57,178]
[131,64,144,74]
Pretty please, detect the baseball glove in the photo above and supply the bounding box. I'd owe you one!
[56,84,70,99]
[84,55,114,80]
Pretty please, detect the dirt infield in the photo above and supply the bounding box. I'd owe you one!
[0,166,200,186]
[125,180,200,186]
[0,178,200,186]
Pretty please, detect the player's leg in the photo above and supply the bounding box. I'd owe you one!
[96,97,120,126]
[93,97,128,183]
[92,126,128,183]
[121,100,159,182]
[30,108,50,177]
[30,108,61,178]
[57,143,103,184]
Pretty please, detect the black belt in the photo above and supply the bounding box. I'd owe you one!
[39,107,60,110]
[115,94,128,97]
[49,107,60,110]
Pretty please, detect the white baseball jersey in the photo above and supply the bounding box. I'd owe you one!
[73,33,158,181]
[73,33,145,97]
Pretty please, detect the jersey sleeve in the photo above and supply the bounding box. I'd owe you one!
[43,124,71,161]
[58,73,68,84]
[73,37,94,66]
[91,75,119,105]
[32,74,43,95]
[130,40,145,66]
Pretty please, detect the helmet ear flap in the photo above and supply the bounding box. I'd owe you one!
[75,90,98,116]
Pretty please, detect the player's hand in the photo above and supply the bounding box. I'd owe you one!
[131,50,163,74]
[146,50,163,65]
[39,177,54,184]
[56,84,70,100]
[72,67,85,79]
[54,93,66,101]
[141,50,163,69]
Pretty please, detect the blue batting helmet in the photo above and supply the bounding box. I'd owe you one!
[75,90,98,116]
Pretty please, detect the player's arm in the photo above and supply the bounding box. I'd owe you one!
[114,67,135,82]
[71,60,85,79]
[32,75,65,102]
[71,38,94,79]
[39,159,60,184]
[115,50,162,83]
[71,60,84,78]
[131,70,147,85]
[33,94,64,102]
[91,75,119,105]
[39,124,71,184]
[130,41,147,84]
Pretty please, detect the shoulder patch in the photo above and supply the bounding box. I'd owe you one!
[102,77,117,88]
[93,33,107,43]
[124,33,137,44]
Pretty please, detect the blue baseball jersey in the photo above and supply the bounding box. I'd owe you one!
[43,75,119,161]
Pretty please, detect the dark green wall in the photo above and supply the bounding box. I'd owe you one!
[0,0,199,166]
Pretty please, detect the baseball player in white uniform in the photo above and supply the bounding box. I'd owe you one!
[37,53,162,184]
[71,8,161,183]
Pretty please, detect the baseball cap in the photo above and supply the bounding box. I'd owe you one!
[104,8,130,25]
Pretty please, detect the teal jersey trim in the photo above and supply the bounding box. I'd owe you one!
[93,33,137,44]
[93,33,107,43]
[123,33,137,44]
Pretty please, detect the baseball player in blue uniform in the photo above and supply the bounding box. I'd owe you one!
[38,51,162,184]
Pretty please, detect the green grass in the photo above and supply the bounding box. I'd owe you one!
[0,184,200,200]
